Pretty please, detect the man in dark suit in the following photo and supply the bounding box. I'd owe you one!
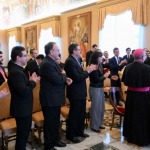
[102,51,110,68]
[27,49,38,64]
[123,47,133,64]
[128,50,135,64]
[86,44,97,66]
[65,44,97,143]
[0,51,7,85]
[8,46,37,150]
[40,42,72,150]
[110,47,126,106]
[144,49,150,62]
[144,50,150,66]
[25,54,44,76]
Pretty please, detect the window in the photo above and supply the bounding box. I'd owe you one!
[9,35,22,60]
[99,10,143,58]
[39,27,61,55]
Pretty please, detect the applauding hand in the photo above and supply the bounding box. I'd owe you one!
[111,75,118,80]
[66,77,73,85]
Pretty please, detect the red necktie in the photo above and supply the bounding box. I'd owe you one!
[0,67,7,80]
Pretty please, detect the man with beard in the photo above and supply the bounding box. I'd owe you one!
[0,51,7,85]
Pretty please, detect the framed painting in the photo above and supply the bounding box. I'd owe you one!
[68,12,91,59]
[24,25,37,56]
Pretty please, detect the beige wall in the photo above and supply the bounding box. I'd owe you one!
[0,30,8,66]
[60,4,99,62]
[1,1,150,64]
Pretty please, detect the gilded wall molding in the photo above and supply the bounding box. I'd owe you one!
[7,27,21,42]
[36,15,60,25]
[97,0,131,8]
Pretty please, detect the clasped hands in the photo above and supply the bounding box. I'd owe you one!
[61,70,72,85]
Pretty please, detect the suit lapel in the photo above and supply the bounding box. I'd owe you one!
[46,56,62,74]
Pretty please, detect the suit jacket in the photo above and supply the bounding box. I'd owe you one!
[144,57,150,66]
[27,58,34,64]
[123,54,133,65]
[25,59,40,76]
[0,65,7,86]
[64,55,89,100]
[123,54,133,60]
[39,56,67,107]
[7,59,14,73]
[110,56,124,87]
[102,58,110,69]
[86,50,93,67]
[8,63,36,117]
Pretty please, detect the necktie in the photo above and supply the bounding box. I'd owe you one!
[77,59,82,67]
[0,67,7,80]
[117,57,120,64]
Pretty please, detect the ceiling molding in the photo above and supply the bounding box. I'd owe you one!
[96,0,130,8]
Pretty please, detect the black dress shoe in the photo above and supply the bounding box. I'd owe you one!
[67,137,81,143]
[91,128,101,133]
[99,126,105,129]
[79,133,89,138]
[117,102,123,106]
[54,141,66,147]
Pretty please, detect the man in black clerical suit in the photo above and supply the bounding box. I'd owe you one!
[8,46,37,150]
[110,47,126,106]
[122,49,150,146]
[86,44,97,66]
[65,44,97,143]
[27,49,38,64]
[123,47,133,64]
[40,42,72,150]
[25,54,44,76]
[0,51,7,85]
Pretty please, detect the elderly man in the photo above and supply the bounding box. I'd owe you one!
[40,42,72,150]
[122,49,150,146]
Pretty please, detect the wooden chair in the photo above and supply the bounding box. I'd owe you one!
[0,130,2,150]
[103,78,111,103]
[32,80,44,145]
[0,82,35,150]
[109,87,126,130]
[60,98,70,132]
[121,82,127,101]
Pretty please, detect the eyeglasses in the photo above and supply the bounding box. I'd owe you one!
[22,54,27,57]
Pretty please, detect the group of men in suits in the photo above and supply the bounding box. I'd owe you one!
[1,43,149,150]
[86,46,136,106]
